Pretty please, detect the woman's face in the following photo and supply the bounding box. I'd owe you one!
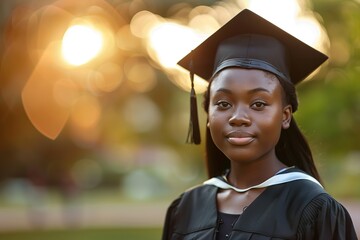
[208,68,292,164]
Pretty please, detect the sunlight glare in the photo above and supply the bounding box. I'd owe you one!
[147,21,209,92]
[295,17,323,49]
[148,22,205,69]
[62,24,103,66]
[246,0,327,52]
[247,0,300,22]
[142,0,329,92]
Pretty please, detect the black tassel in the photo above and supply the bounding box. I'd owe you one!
[186,59,201,144]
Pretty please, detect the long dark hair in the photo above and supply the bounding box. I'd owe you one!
[203,72,322,183]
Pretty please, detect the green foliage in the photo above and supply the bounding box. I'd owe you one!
[296,0,360,157]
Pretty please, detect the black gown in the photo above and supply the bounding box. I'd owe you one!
[162,168,358,240]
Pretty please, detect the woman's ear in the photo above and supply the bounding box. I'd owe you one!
[282,105,292,129]
[207,121,210,128]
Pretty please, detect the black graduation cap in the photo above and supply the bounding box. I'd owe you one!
[179,8,328,145]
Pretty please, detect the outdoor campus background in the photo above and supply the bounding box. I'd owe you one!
[0,0,359,238]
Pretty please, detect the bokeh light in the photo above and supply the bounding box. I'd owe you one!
[131,11,209,93]
[122,95,161,133]
[3,0,125,140]
[88,62,124,93]
[131,0,330,94]
[0,0,330,140]
[62,24,104,66]
[246,0,329,52]
[71,158,103,189]
[123,57,157,93]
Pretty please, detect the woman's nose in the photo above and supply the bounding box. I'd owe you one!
[228,107,251,126]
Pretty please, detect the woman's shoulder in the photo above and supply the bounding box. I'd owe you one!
[297,190,358,239]
[303,192,350,215]
[281,168,358,239]
[163,182,219,237]
[168,182,218,208]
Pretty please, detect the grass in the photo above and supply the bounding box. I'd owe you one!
[0,227,162,240]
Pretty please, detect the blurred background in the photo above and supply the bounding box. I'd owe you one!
[0,0,359,239]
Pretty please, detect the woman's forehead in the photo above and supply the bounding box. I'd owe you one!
[210,68,280,92]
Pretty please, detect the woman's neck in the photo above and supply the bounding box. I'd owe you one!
[227,158,287,189]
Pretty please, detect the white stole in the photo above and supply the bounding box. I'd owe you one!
[203,171,323,193]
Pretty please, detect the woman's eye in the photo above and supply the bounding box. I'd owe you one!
[251,101,267,110]
[216,101,231,109]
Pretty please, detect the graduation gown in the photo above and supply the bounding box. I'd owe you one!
[162,168,358,240]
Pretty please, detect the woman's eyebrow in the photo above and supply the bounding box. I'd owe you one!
[215,87,271,94]
[215,88,232,94]
[248,87,271,94]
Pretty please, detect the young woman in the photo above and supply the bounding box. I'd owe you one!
[162,9,358,240]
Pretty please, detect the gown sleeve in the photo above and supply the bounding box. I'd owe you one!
[298,193,358,240]
[162,195,182,240]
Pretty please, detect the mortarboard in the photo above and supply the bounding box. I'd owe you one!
[178,9,328,145]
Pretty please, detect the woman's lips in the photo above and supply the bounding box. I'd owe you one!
[227,136,255,145]
[226,131,255,146]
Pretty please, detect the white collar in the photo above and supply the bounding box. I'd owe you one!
[203,169,323,193]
